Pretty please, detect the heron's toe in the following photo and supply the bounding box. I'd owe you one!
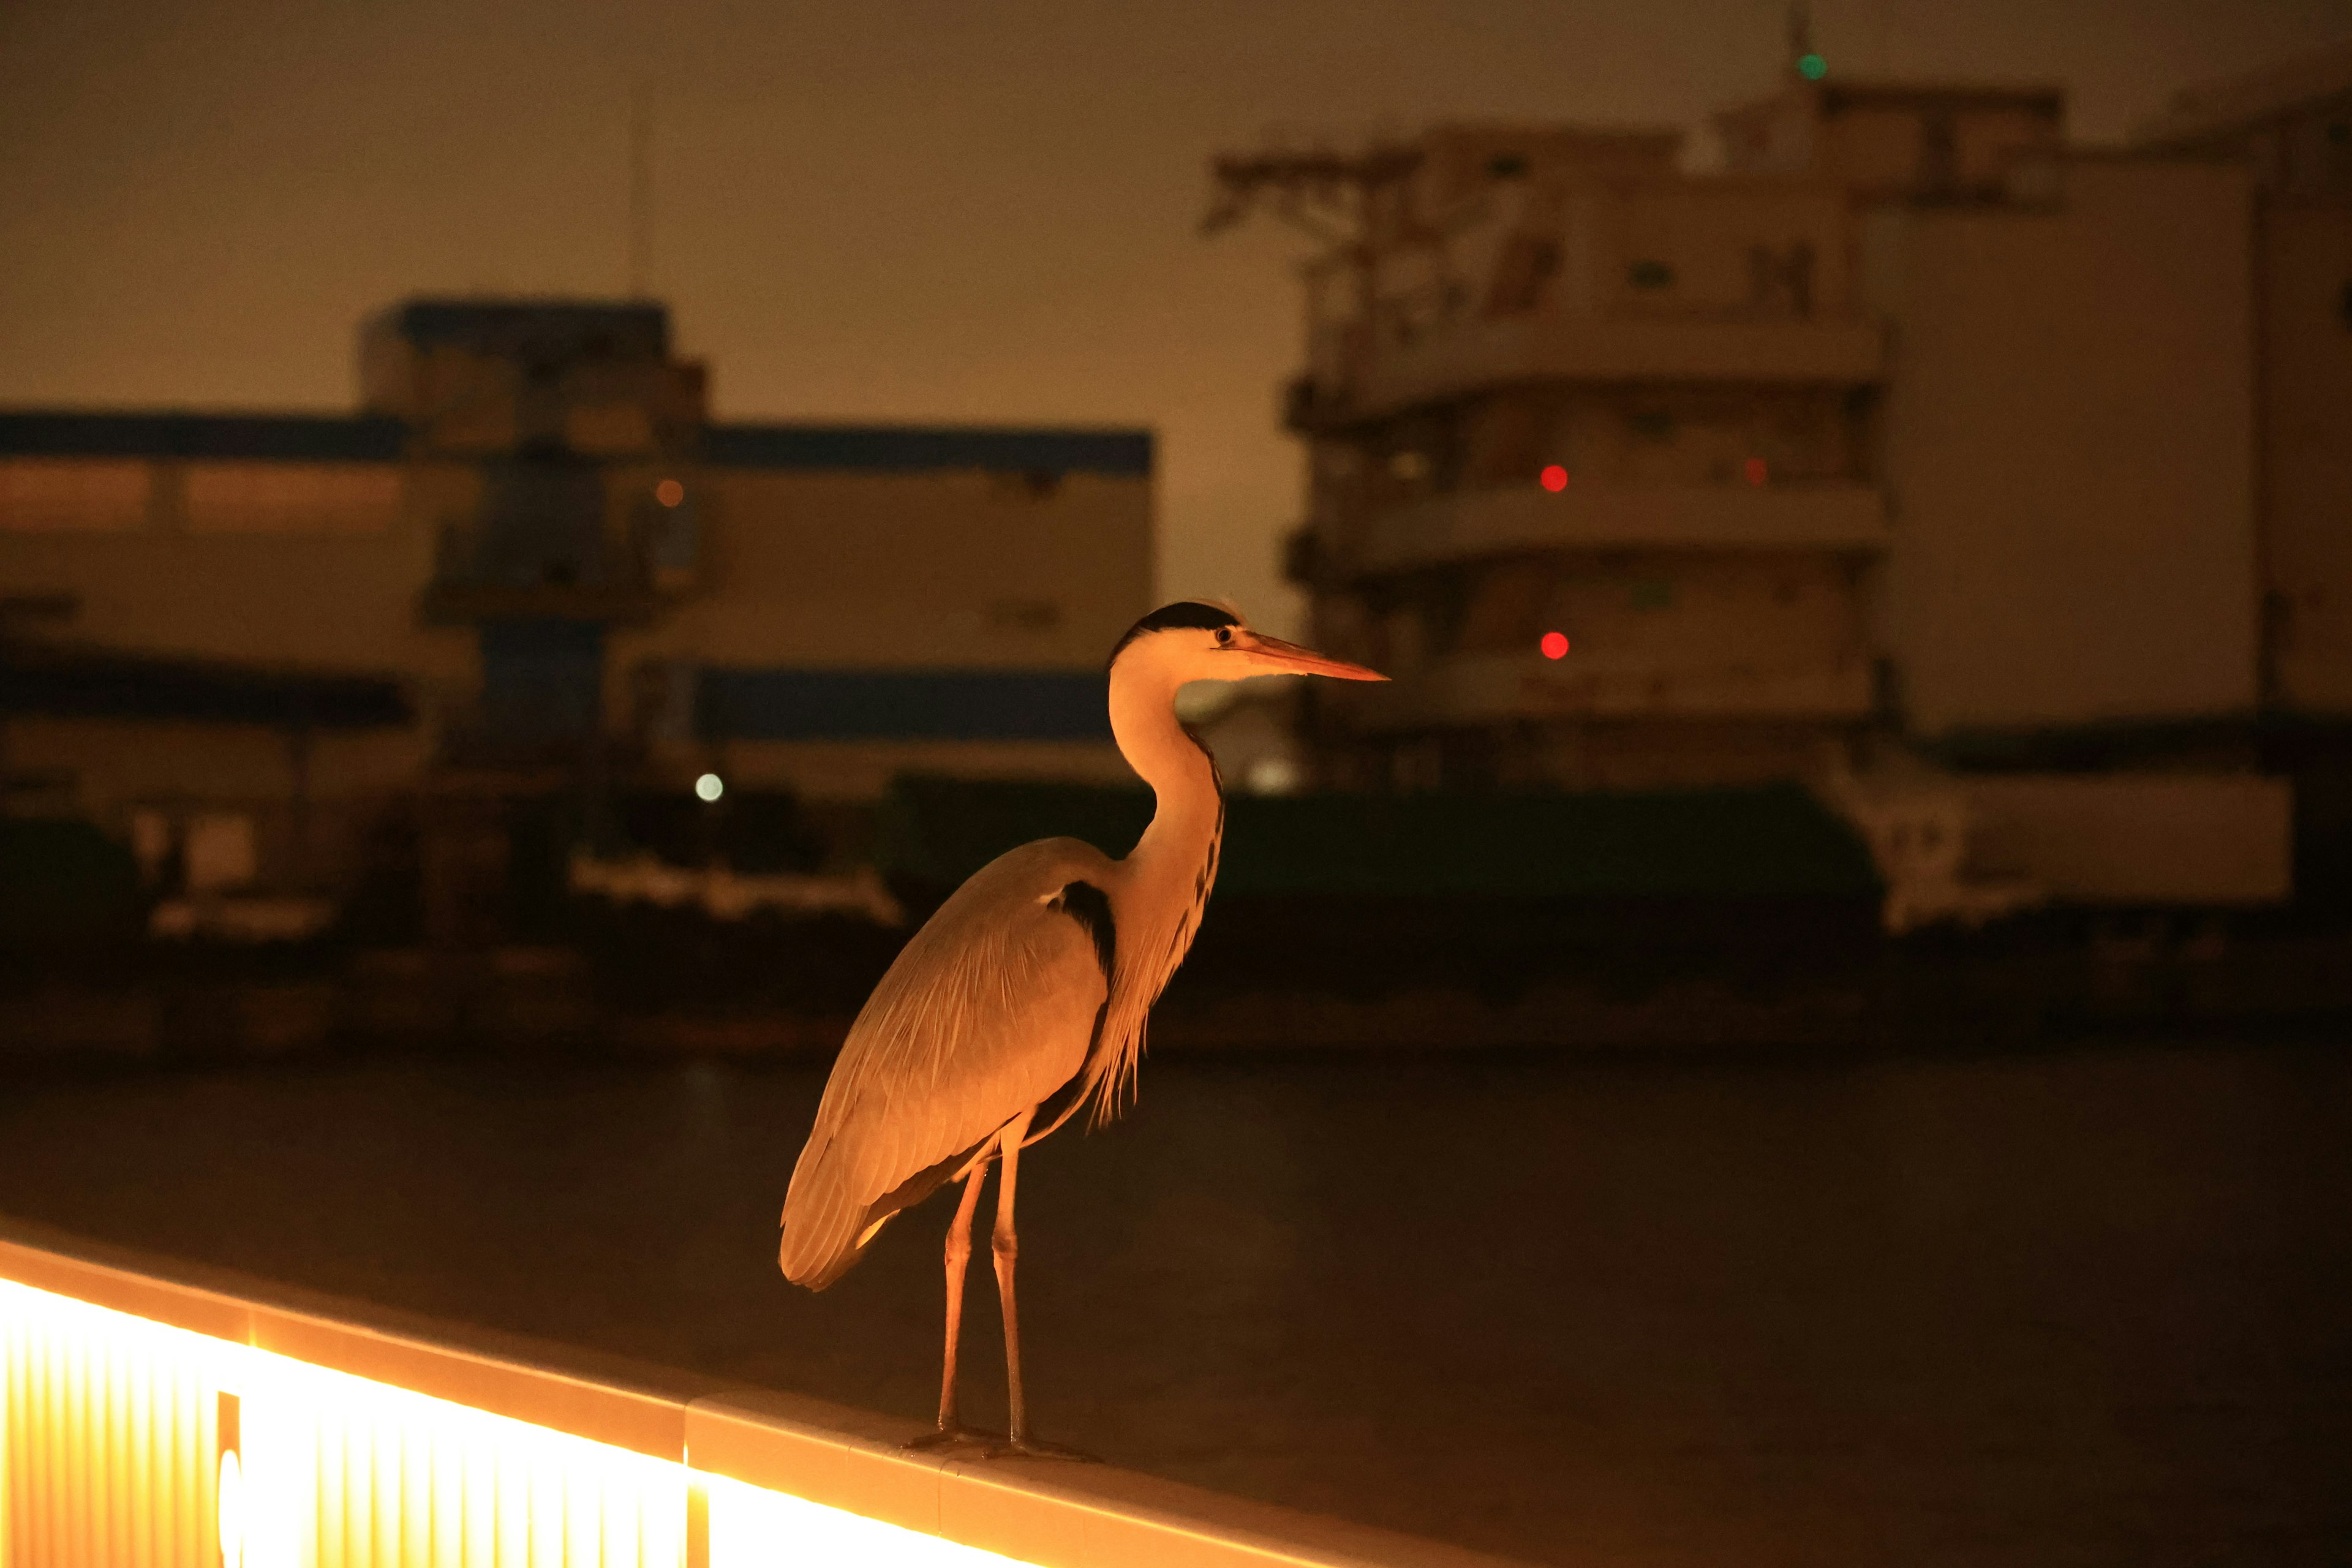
[903,1424,994,1455]
[997,1434,1099,1463]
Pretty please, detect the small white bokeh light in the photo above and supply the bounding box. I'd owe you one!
[1246,756,1304,796]
[695,773,725,803]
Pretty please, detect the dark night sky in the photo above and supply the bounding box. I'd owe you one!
[3,0,2345,633]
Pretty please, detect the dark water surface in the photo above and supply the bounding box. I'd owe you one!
[2,1042,2348,1565]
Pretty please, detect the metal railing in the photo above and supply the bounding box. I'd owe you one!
[0,1219,1522,1568]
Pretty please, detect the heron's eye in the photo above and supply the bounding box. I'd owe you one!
[1215,627,1232,646]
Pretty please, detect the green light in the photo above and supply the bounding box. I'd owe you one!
[1798,53,1827,80]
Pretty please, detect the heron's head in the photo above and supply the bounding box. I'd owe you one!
[1107,601,1388,687]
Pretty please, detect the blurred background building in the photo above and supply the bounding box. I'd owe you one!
[1,299,1151,942]
[1231,34,2352,924]
[2,34,2348,978]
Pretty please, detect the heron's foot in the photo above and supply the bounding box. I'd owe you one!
[904,1423,995,1455]
[995,1433,1099,1463]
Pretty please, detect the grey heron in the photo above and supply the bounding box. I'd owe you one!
[777,601,1385,1455]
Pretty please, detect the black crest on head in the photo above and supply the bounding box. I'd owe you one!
[1107,601,1241,666]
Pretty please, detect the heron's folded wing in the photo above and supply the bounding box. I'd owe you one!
[778,838,1114,1286]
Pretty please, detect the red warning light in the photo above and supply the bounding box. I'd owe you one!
[1540,631,1570,660]
[1539,465,1570,492]
[1742,458,1768,487]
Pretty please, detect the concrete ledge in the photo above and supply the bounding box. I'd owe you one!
[689,1387,1521,1568]
[0,1214,1534,1568]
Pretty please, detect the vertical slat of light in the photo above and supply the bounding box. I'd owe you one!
[429,1416,459,1568]
[357,1404,379,1568]
[307,1406,330,1568]
[137,1338,159,1568]
[475,1425,505,1568]
[31,1322,48,1568]
[405,1414,426,1568]
[4,1312,21,1568]
[496,1437,529,1568]
[345,1404,371,1568]
[107,1336,131,1568]
[319,1397,340,1568]
[321,1402,349,1568]
[3,1314,20,1568]
[368,1410,393,1568]
[529,1439,564,1568]
[67,1316,90,1568]
[380,1409,404,1568]
[122,1338,139,1568]
[93,1336,113,1568]
[55,1317,71,1568]
[363,1403,383,1568]
[29,1316,48,1568]
[1,1314,16,1568]
[295,1371,325,1568]
[320,1401,345,1568]
[404,1408,431,1568]
[461,1433,492,1568]
[190,1363,211,1568]
[565,1455,597,1568]
[299,1403,322,1568]
[93,1337,113,1568]
[35,1312,56,1568]
[22,1316,42,1568]
[46,1313,68,1568]
[600,1457,636,1568]
[65,1319,84,1568]
[144,1345,164,1568]
[170,1363,194,1568]
[198,1366,219,1568]
[74,1331,96,1568]
[132,1332,157,1568]
[13,1315,32,1568]
[7,1300,37,1567]
[203,1366,222,1568]
[1,1316,12,1568]
[130,1351,149,1568]
[128,1337,151,1568]
[48,1319,70,1568]
[153,1343,177,1568]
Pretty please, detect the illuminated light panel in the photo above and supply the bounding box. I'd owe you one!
[1538,464,1569,492]
[0,1278,1044,1567]
[696,772,725,802]
[656,479,687,508]
[1743,457,1769,486]
[1540,631,1570,660]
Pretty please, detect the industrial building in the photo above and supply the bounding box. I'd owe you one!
[0,300,1153,935]
[1225,37,2352,922]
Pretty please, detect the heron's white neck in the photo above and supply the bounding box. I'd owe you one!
[1072,654,1225,1124]
[1108,663,1221,883]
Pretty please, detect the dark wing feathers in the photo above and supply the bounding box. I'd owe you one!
[778,837,1115,1289]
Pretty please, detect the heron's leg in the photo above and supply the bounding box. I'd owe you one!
[992,1109,1037,1447]
[938,1163,989,1430]
[906,1163,989,1450]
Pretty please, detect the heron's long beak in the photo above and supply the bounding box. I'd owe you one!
[1242,632,1389,682]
